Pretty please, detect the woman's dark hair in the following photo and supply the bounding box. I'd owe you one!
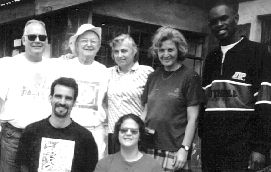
[113,113,145,146]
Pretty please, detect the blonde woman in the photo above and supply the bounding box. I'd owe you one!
[142,26,204,171]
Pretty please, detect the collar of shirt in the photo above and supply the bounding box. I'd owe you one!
[116,62,139,74]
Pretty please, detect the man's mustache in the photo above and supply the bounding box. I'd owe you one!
[55,104,68,109]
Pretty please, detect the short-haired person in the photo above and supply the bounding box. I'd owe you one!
[94,114,163,172]
[0,19,51,172]
[16,77,98,172]
[106,34,153,154]
[200,0,271,171]
[141,26,204,171]
[50,24,109,159]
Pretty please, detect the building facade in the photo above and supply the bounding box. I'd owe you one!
[1,0,269,70]
[0,0,209,74]
[1,0,271,171]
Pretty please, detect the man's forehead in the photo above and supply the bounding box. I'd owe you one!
[209,4,233,19]
[25,23,47,35]
[53,85,74,96]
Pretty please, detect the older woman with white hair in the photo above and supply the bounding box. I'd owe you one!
[106,34,153,154]
[52,24,109,160]
[141,26,204,171]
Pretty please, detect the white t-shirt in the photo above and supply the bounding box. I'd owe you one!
[0,53,52,128]
[220,38,243,63]
[49,58,109,127]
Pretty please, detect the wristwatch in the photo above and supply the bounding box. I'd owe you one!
[180,145,190,151]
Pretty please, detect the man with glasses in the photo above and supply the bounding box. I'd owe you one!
[0,19,51,172]
[51,24,109,160]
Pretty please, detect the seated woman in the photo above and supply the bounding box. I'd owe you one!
[94,114,163,172]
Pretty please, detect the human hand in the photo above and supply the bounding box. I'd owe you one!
[60,53,75,60]
[172,148,188,170]
[248,151,266,171]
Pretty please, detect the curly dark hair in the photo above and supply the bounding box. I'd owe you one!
[50,77,78,102]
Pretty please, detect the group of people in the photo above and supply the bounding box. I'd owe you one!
[0,0,271,172]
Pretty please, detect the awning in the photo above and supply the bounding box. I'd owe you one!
[36,0,93,15]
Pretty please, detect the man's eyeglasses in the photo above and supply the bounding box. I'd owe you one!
[26,34,47,42]
[119,128,139,135]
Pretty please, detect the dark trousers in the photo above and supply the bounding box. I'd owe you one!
[0,122,23,172]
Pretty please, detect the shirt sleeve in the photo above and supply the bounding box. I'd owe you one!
[98,68,110,124]
[184,72,204,107]
[201,50,221,88]
[0,58,9,101]
[82,133,99,172]
[142,69,157,106]
[199,52,217,138]
[252,44,271,154]
[141,74,151,106]
[0,81,8,102]
[145,65,154,75]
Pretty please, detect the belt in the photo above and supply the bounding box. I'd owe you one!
[1,122,24,133]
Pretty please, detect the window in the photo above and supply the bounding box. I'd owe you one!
[260,15,271,48]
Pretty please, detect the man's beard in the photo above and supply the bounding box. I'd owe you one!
[54,104,69,118]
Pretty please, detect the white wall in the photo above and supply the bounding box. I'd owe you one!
[239,0,271,42]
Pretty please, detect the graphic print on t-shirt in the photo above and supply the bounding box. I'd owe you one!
[38,137,75,172]
[75,80,99,111]
[20,73,48,100]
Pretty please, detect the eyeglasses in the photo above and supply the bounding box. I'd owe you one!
[26,34,47,42]
[79,39,98,45]
[119,128,139,135]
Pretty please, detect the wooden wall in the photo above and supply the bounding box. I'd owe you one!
[0,0,93,24]
[35,0,93,15]
[0,1,34,24]
[93,0,208,34]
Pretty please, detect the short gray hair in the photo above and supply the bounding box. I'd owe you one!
[110,34,139,62]
[23,19,47,36]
